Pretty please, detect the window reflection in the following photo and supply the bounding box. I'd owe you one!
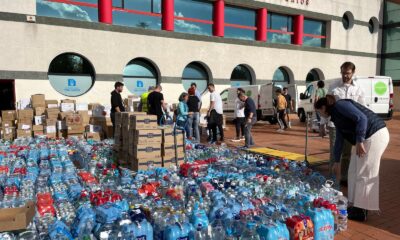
[231,65,252,87]
[37,0,98,22]
[174,0,213,36]
[224,5,256,41]
[273,67,290,84]
[114,11,161,30]
[303,18,326,47]
[182,63,209,93]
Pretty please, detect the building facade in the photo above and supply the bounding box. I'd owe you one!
[0,0,394,110]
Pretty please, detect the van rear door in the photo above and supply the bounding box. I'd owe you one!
[259,83,275,116]
[369,76,391,115]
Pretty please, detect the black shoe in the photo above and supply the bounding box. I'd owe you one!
[348,206,368,222]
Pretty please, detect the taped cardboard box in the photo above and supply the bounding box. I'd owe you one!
[67,125,85,134]
[61,99,76,104]
[45,119,57,127]
[129,114,158,130]
[34,116,45,125]
[130,157,162,171]
[133,129,162,145]
[45,100,58,108]
[162,143,175,157]
[17,109,34,120]
[133,143,162,160]
[31,94,45,108]
[17,123,32,130]
[2,121,15,129]
[162,127,175,144]
[2,127,15,140]
[61,103,75,112]
[17,129,32,138]
[58,111,74,121]
[0,201,35,232]
[65,113,82,126]
[45,125,57,134]
[34,107,45,116]
[45,108,60,119]
[78,111,90,125]
[175,130,185,147]
[32,125,43,131]
[2,110,16,121]
[176,148,185,167]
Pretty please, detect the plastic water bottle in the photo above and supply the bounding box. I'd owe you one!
[194,224,210,240]
[240,222,260,240]
[319,180,335,202]
[210,212,226,239]
[336,192,348,232]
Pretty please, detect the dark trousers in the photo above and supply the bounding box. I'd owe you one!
[209,110,224,142]
[235,117,246,138]
[278,109,288,129]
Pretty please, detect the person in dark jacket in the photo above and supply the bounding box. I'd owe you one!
[315,95,389,222]
[187,87,200,142]
[110,81,125,136]
[238,92,257,148]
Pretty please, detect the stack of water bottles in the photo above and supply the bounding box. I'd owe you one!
[0,137,347,239]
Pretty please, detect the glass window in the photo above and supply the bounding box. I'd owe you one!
[37,0,98,22]
[224,5,256,41]
[220,90,229,101]
[383,27,400,53]
[267,12,293,44]
[182,63,209,93]
[303,18,326,47]
[306,69,320,83]
[304,85,314,99]
[123,59,158,96]
[225,6,256,26]
[231,65,252,87]
[273,67,290,83]
[174,0,213,36]
[113,11,161,30]
[385,1,400,24]
[175,0,213,21]
[382,57,400,81]
[48,53,95,97]
[123,0,161,13]
[224,27,255,40]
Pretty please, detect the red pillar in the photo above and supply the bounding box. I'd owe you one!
[98,0,112,24]
[162,0,174,31]
[293,14,304,45]
[256,8,267,42]
[213,0,224,37]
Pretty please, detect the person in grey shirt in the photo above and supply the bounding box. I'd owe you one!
[328,61,365,185]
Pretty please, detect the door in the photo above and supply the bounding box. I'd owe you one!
[0,80,16,114]
[259,83,275,117]
[287,84,298,113]
[370,77,391,114]
[299,83,315,113]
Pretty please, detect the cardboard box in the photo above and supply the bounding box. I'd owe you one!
[58,111,73,121]
[60,103,75,112]
[0,201,35,232]
[45,125,57,134]
[31,94,45,108]
[85,132,102,141]
[130,156,162,171]
[2,127,15,140]
[45,119,57,127]
[34,107,46,116]
[2,110,16,121]
[17,123,32,130]
[17,109,34,120]
[175,130,185,147]
[61,99,76,104]
[162,143,175,157]
[2,121,15,128]
[162,127,175,143]
[78,111,90,125]
[45,108,60,119]
[129,114,158,130]
[67,125,85,134]
[65,113,82,126]
[133,129,162,145]
[32,125,43,131]
[133,143,162,160]
[75,103,89,111]
[45,100,58,108]
[176,148,185,166]
[17,129,32,138]
[34,116,45,125]
[163,154,177,168]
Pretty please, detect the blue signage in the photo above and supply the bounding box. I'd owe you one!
[124,78,157,96]
[49,75,93,97]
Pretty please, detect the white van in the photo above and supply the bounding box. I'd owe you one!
[220,83,298,124]
[297,76,394,122]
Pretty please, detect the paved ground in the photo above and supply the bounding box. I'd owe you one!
[218,113,400,239]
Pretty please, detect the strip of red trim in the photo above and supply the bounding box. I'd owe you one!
[224,23,257,30]
[267,29,294,35]
[303,33,326,39]
[45,0,97,8]
[174,16,213,25]
[113,7,162,17]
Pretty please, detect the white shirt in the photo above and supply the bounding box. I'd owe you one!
[210,91,223,114]
[328,78,365,105]
[325,78,365,127]
[234,98,245,118]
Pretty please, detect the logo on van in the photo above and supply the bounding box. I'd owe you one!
[246,90,252,97]
[374,82,387,96]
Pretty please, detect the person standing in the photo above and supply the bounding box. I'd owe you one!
[232,88,246,142]
[147,84,165,125]
[315,95,389,221]
[238,93,257,148]
[139,86,155,113]
[177,92,191,138]
[207,83,224,144]
[328,61,365,185]
[315,80,328,137]
[110,81,125,136]
[282,87,294,128]
[187,87,200,142]
[275,89,288,132]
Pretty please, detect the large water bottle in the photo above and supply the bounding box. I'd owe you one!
[194,224,210,240]
[319,180,335,202]
[210,211,226,239]
[336,192,348,232]
[239,222,260,240]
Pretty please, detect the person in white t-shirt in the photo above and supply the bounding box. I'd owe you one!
[232,88,246,142]
[207,83,224,143]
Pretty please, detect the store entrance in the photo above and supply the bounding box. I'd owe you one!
[0,80,16,114]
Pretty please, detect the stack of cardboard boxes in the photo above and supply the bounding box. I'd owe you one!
[128,114,160,171]
[16,109,33,138]
[1,110,16,140]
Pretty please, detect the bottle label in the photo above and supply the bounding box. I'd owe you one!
[339,209,347,215]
